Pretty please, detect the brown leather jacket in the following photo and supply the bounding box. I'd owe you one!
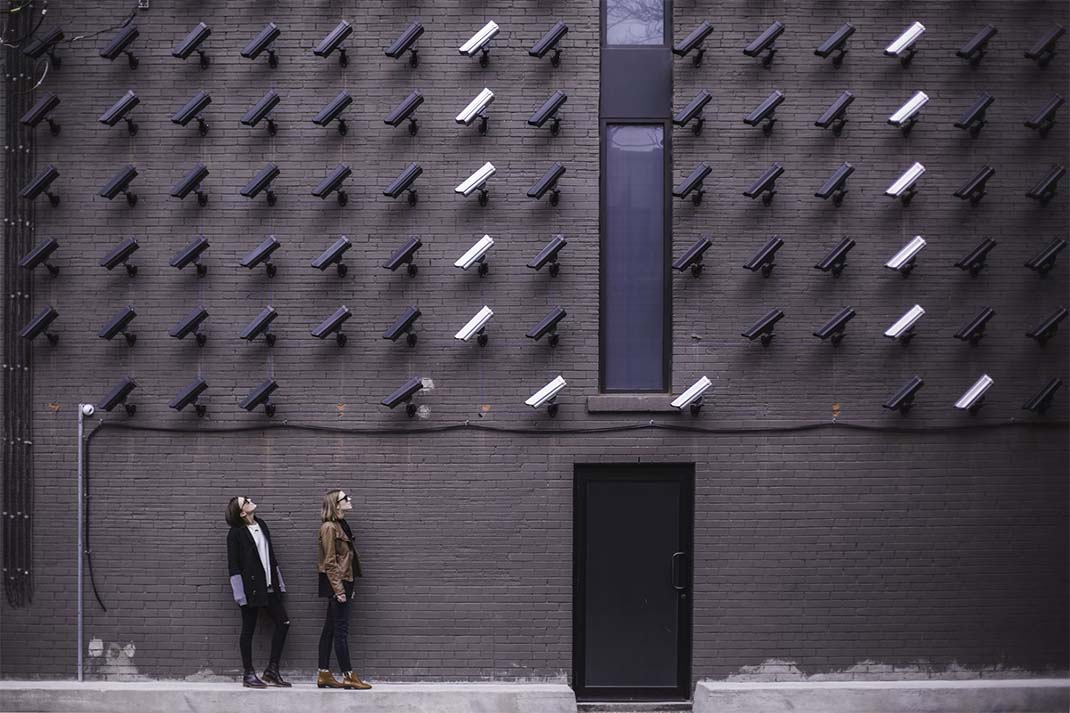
[318,521,362,597]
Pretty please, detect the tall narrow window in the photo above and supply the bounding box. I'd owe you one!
[601,124,667,392]
[605,0,666,46]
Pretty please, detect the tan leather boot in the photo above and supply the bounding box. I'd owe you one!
[316,670,344,689]
[341,671,372,690]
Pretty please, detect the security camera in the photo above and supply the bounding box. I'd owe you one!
[240,306,279,346]
[742,308,785,347]
[954,166,995,205]
[954,374,993,413]
[813,307,856,346]
[883,376,924,415]
[173,22,211,68]
[99,90,140,135]
[311,306,352,346]
[80,404,96,417]
[529,234,567,276]
[743,163,784,205]
[886,236,927,277]
[743,235,784,276]
[241,163,280,205]
[171,163,210,206]
[1023,377,1063,415]
[1025,94,1064,136]
[1026,164,1065,205]
[20,164,60,205]
[455,162,496,205]
[385,91,424,136]
[311,236,352,276]
[955,238,997,277]
[312,164,352,205]
[525,375,567,416]
[528,163,566,205]
[743,20,784,67]
[20,92,61,135]
[381,376,423,416]
[172,90,212,135]
[673,162,712,205]
[888,91,929,135]
[526,307,567,347]
[885,21,925,66]
[814,237,856,277]
[170,306,209,346]
[954,307,995,345]
[815,23,855,66]
[671,376,712,415]
[383,306,421,347]
[241,236,281,277]
[99,305,138,345]
[384,162,423,206]
[100,377,138,416]
[744,90,784,134]
[456,88,495,135]
[530,21,568,66]
[313,91,352,135]
[528,90,567,135]
[885,162,925,205]
[815,90,854,135]
[99,165,139,206]
[100,24,139,68]
[957,24,997,66]
[170,378,208,417]
[460,20,499,66]
[170,236,210,276]
[672,237,712,277]
[1025,238,1067,276]
[1027,306,1068,346]
[386,22,424,67]
[674,90,713,134]
[884,304,925,345]
[455,305,494,346]
[242,23,281,67]
[1025,24,1064,67]
[815,162,854,205]
[314,20,353,66]
[19,305,60,344]
[673,20,713,66]
[23,27,64,67]
[99,238,140,276]
[19,238,61,276]
[240,379,278,416]
[455,234,494,275]
[954,93,994,137]
[383,237,422,277]
[242,90,281,135]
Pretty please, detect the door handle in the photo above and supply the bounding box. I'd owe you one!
[671,551,686,590]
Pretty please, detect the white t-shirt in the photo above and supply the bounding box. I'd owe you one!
[246,523,272,588]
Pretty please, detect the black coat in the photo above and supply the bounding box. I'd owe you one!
[227,517,285,608]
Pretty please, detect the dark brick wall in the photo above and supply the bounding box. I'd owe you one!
[1,0,1067,688]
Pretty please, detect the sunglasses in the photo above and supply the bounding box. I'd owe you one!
[336,494,352,504]
[238,496,253,509]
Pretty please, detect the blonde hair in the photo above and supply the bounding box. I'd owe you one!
[321,489,345,523]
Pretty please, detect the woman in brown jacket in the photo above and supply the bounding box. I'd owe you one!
[315,489,372,690]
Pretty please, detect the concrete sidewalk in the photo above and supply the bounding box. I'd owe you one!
[0,681,577,713]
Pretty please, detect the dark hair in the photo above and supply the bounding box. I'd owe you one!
[225,497,244,527]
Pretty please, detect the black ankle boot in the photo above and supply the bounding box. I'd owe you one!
[262,663,292,688]
[243,670,267,688]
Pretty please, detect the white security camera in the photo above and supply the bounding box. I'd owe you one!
[671,376,712,415]
[884,304,925,343]
[525,375,567,416]
[81,403,96,417]
[455,235,494,274]
[455,306,494,345]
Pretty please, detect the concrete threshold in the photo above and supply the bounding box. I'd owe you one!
[695,678,1070,713]
[0,681,577,713]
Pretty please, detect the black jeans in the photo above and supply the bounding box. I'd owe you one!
[317,596,352,672]
[239,591,289,673]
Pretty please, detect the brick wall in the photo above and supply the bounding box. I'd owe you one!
[1,0,1067,687]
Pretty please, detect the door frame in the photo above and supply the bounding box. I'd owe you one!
[572,462,695,701]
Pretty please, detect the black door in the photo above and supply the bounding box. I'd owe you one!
[573,463,693,701]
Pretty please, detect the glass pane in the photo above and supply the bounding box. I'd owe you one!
[603,124,665,392]
[606,0,665,45]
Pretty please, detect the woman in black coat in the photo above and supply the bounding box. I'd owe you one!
[226,496,291,688]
